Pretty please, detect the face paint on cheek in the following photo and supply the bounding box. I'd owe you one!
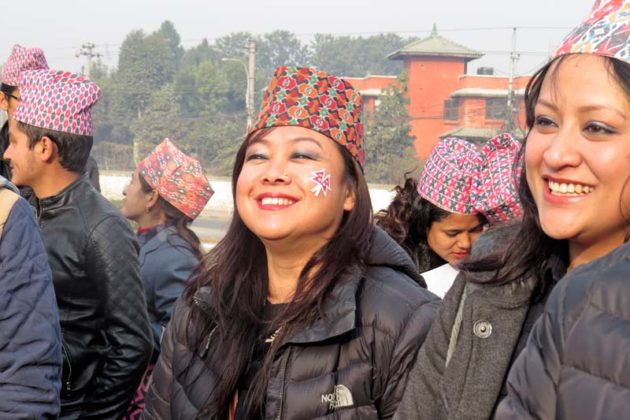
[310,168,332,197]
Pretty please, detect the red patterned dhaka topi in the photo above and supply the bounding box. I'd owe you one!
[138,139,214,220]
[1,44,49,87]
[554,0,629,64]
[252,66,366,167]
[13,69,101,136]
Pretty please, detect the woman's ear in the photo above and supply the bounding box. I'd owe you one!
[146,190,160,211]
[343,185,356,211]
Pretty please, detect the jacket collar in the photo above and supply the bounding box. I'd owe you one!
[287,226,423,344]
[140,225,181,254]
[0,175,19,194]
[193,226,423,345]
[37,174,90,216]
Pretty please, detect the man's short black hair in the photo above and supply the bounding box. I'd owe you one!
[17,122,93,173]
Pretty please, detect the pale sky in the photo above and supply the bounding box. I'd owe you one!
[3,0,596,76]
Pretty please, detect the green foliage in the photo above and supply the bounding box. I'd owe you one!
[214,32,252,61]
[257,30,311,78]
[91,21,418,176]
[116,29,177,118]
[364,75,419,184]
[310,33,412,76]
[129,83,187,157]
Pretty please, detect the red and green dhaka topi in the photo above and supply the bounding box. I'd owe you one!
[252,66,366,167]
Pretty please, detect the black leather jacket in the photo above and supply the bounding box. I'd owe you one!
[0,121,11,180]
[37,175,152,419]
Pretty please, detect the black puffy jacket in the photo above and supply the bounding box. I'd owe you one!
[496,242,630,419]
[37,175,153,419]
[144,227,441,419]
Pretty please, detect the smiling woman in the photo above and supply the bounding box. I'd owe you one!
[395,1,630,418]
[144,66,440,420]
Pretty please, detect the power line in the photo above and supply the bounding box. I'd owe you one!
[26,24,573,55]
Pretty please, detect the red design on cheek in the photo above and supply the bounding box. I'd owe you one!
[310,169,332,197]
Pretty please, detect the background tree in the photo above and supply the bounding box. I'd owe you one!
[364,74,420,184]
[90,21,420,178]
[257,30,311,77]
[310,33,412,76]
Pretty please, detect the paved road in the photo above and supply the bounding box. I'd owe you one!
[191,217,230,245]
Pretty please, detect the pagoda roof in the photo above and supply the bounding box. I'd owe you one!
[388,24,483,61]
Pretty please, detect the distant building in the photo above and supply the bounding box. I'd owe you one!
[348,25,530,160]
[344,75,401,115]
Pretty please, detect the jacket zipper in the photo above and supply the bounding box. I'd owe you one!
[198,326,217,359]
[275,347,292,420]
[60,340,73,393]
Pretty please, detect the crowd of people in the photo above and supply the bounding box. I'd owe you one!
[0,0,627,418]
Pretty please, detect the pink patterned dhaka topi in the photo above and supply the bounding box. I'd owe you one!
[253,66,365,167]
[417,137,481,215]
[138,139,214,220]
[1,44,49,86]
[13,69,101,136]
[472,133,524,225]
[554,0,629,64]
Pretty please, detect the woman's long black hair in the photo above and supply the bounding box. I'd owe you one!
[182,127,373,418]
[375,175,486,272]
[461,55,630,286]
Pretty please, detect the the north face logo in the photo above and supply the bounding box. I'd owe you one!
[321,384,354,409]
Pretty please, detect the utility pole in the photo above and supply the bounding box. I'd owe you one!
[246,40,256,129]
[221,40,256,130]
[76,43,101,79]
[506,28,519,132]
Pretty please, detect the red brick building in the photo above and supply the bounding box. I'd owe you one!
[350,26,530,160]
[344,75,401,114]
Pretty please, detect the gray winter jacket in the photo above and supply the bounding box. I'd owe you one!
[144,227,441,419]
[495,242,630,420]
[395,224,550,420]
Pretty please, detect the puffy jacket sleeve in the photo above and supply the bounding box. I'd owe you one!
[144,298,190,419]
[495,278,567,419]
[394,275,466,420]
[84,215,153,418]
[0,198,62,418]
[379,293,440,418]
[148,244,198,349]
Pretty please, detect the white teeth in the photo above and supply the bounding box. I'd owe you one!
[261,197,295,206]
[548,180,593,196]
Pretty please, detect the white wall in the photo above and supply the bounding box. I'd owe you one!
[101,171,396,217]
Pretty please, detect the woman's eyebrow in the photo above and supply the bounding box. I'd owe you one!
[290,137,324,150]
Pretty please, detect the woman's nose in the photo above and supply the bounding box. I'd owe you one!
[262,159,290,184]
[457,233,471,250]
[543,126,582,170]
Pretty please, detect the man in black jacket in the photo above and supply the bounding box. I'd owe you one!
[1,45,101,192]
[3,68,152,418]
